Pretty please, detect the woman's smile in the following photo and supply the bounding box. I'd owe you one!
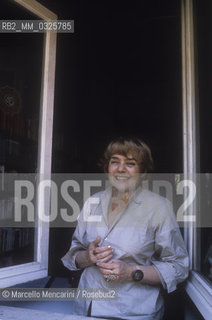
[108,154,141,192]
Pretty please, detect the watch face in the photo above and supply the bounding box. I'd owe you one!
[132,269,144,282]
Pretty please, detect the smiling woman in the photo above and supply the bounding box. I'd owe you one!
[62,137,189,320]
[108,153,141,195]
[106,138,151,225]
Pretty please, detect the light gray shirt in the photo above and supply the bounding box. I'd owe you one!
[62,187,189,320]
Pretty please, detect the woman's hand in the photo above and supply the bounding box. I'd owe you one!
[87,236,113,265]
[76,236,113,268]
[97,259,134,282]
[97,259,162,285]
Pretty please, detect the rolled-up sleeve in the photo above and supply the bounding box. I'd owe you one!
[61,192,104,271]
[151,200,189,293]
[61,213,87,271]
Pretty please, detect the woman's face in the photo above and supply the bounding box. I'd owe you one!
[108,154,141,192]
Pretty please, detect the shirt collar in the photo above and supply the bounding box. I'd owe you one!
[131,186,143,204]
[101,185,143,205]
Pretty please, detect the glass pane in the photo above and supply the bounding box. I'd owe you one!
[0,0,44,268]
[195,0,212,284]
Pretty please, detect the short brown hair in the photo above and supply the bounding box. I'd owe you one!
[100,137,154,173]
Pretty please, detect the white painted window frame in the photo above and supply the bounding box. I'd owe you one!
[0,0,57,287]
[181,0,212,319]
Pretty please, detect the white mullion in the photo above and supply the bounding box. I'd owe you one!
[35,28,57,269]
[181,0,196,269]
[14,0,57,20]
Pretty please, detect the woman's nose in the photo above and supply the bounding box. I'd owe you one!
[117,162,126,172]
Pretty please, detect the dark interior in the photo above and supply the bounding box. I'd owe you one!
[43,0,183,278]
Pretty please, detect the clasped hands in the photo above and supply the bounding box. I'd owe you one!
[86,236,132,282]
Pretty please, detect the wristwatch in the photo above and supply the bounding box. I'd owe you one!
[131,265,144,282]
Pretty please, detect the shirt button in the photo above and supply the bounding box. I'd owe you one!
[105,237,108,241]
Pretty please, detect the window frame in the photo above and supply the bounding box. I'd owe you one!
[0,0,57,287]
[1,4,211,317]
[181,0,212,319]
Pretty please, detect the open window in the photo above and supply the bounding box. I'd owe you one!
[1,3,211,320]
[0,0,57,287]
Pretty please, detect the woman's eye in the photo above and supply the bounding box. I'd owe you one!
[126,162,136,166]
[111,161,119,165]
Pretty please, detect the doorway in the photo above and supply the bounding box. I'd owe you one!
[49,0,183,277]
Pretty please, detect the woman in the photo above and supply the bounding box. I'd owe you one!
[62,137,189,319]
